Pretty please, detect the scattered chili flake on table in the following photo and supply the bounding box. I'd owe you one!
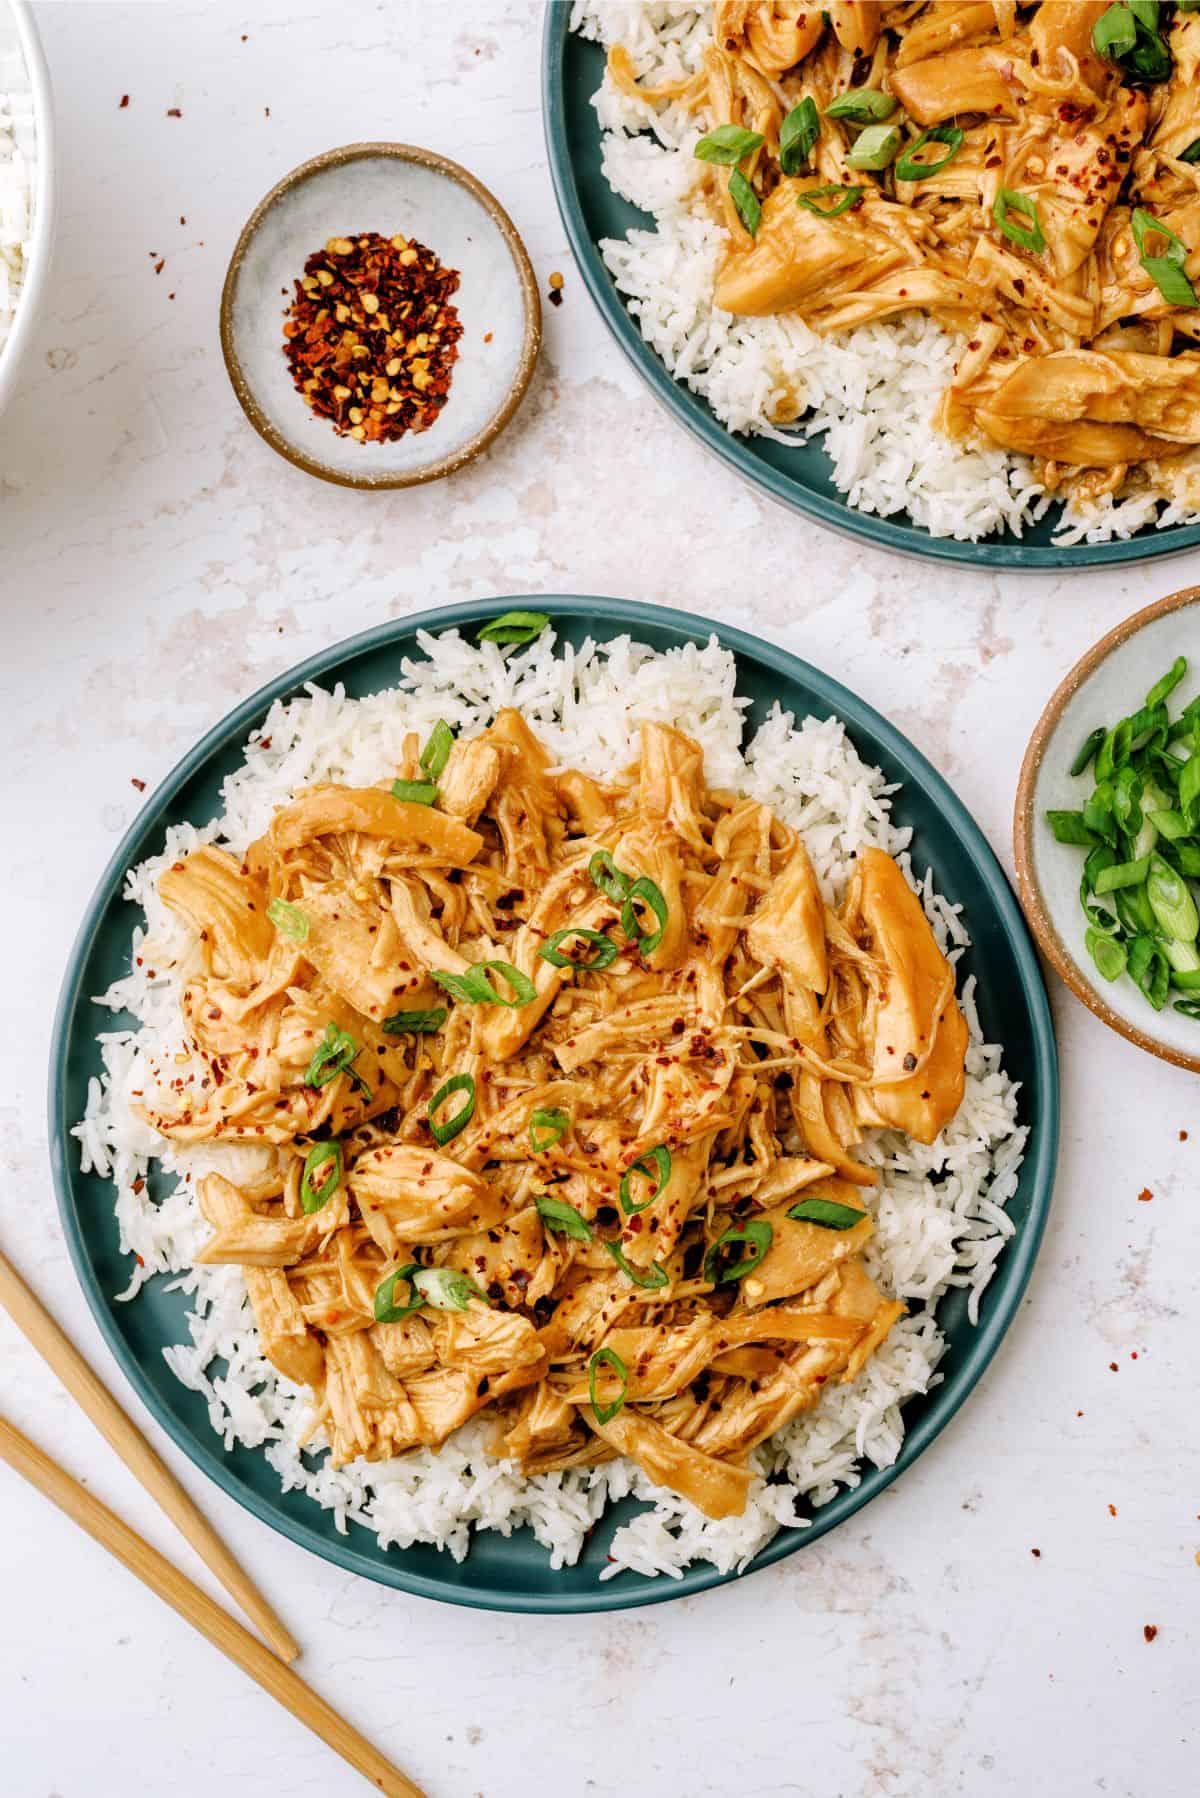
[548,270,565,307]
[1137,1187,1153,1202]
[1143,1624,1158,1643]
[282,232,463,445]
[119,94,129,109]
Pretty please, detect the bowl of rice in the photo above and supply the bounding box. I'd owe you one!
[0,0,53,418]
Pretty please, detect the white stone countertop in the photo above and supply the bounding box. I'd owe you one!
[1,4,1197,1795]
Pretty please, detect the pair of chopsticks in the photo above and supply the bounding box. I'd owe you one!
[0,1249,424,1798]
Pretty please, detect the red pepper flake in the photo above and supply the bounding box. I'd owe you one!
[1031,1547,1041,1558]
[1180,1129,1189,1142]
[1108,1503,1117,1516]
[282,231,463,445]
[154,259,165,275]
[131,777,146,791]
[1137,1187,1153,1202]
[1109,1361,1119,1372]
[119,94,130,109]
[166,107,182,118]
[483,330,493,343]
[1143,1624,1158,1643]
[548,270,565,307]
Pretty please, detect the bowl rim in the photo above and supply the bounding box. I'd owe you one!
[0,0,57,415]
[540,0,1200,572]
[218,141,541,490]
[1013,583,1200,1073]
[50,595,1060,1613]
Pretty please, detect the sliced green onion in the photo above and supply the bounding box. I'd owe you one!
[1070,727,1106,777]
[619,1145,671,1215]
[604,1241,669,1290]
[300,1140,342,1214]
[1146,808,1189,841]
[304,1024,370,1098]
[374,1264,424,1323]
[1163,939,1200,976]
[538,927,619,971]
[535,1192,592,1241]
[1086,928,1128,983]
[847,124,900,172]
[728,168,761,236]
[1115,881,1156,936]
[1128,934,1170,1009]
[477,610,550,646]
[621,876,668,954]
[895,124,963,182]
[1145,656,1187,710]
[1092,0,1172,80]
[588,1347,628,1425]
[703,1220,773,1285]
[786,1195,865,1230]
[391,779,439,806]
[432,961,537,1007]
[826,87,896,123]
[428,1072,475,1145]
[692,123,765,165]
[1093,854,1151,893]
[993,189,1045,254]
[1181,137,1200,166]
[797,183,862,216]
[420,719,454,781]
[1093,3,1138,60]
[779,97,819,175]
[381,1006,447,1035]
[1130,208,1198,308]
[1147,853,1199,941]
[413,1267,484,1311]
[1174,997,1200,1019]
[1180,739,1200,824]
[267,897,308,942]
[1046,809,1098,847]
[529,1107,570,1152]
[588,850,631,904]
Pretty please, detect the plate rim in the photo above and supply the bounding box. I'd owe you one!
[540,1,1200,572]
[49,594,1060,1614]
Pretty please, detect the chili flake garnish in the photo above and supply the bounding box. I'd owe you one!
[282,232,463,444]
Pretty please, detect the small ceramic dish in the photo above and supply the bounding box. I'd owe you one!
[0,0,57,419]
[220,143,540,489]
[1015,585,1200,1071]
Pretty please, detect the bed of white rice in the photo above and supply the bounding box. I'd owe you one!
[74,628,1027,1582]
[0,36,34,364]
[569,0,1200,548]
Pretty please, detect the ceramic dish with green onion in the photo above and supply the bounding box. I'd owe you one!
[1016,585,1200,1071]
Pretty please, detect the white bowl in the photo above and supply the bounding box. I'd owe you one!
[1015,586,1200,1072]
[0,0,55,417]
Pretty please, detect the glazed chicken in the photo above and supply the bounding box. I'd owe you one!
[612,1,1200,508]
[140,713,966,1520]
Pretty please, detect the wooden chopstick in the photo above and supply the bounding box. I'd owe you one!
[0,1416,426,1798]
[0,1248,299,1664]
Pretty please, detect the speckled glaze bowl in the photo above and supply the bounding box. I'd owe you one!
[220,143,540,489]
[0,0,56,419]
[1015,586,1200,1072]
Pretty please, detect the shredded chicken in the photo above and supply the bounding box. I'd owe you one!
[618,1,1200,510]
[145,712,966,1520]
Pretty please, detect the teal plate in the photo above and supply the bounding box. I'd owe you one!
[50,596,1058,1613]
[542,4,1200,571]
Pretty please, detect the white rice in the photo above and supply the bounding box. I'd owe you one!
[569,0,1200,547]
[0,40,35,365]
[74,629,1027,1582]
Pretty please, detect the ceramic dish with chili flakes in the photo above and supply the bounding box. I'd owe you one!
[220,143,540,490]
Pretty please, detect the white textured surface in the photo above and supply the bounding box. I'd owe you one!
[0,5,1198,1796]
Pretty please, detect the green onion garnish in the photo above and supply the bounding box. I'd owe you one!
[1093,2,1138,59]
[374,1264,424,1323]
[797,184,862,217]
[728,168,761,236]
[477,610,550,646]
[619,1145,671,1215]
[786,1195,864,1230]
[620,876,668,954]
[304,1023,370,1098]
[1129,933,1170,1008]
[1092,1,1172,82]
[703,1220,774,1285]
[588,1347,628,1424]
[826,88,896,124]
[432,962,537,1007]
[391,779,439,806]
[428,1072,475,1145]
[1146,656,1188,710]
[1086,927,1128,982]
[529,1107,570,1152]
[1129,208,1198,308]
[692,123,765,166]
[779,97,819,175]
[1147,854,1200,941]
[300,1139,342,1214]
[1070,727,1106,778]
[412,1267,485,1311]
[266,897,308,942]
[538,927,619,971]
[1181,137,1200,166]
[993,189,1045,254]
[847,124,901,172]
[1093,854,1152,894]
[895,124,963,182]
[380,1007,447,1035]
[1047,810,1098,847]
[604,1241,669,1289]
[420,719,454,781]
[588,850,631,904]
[535,1192,591,1240]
